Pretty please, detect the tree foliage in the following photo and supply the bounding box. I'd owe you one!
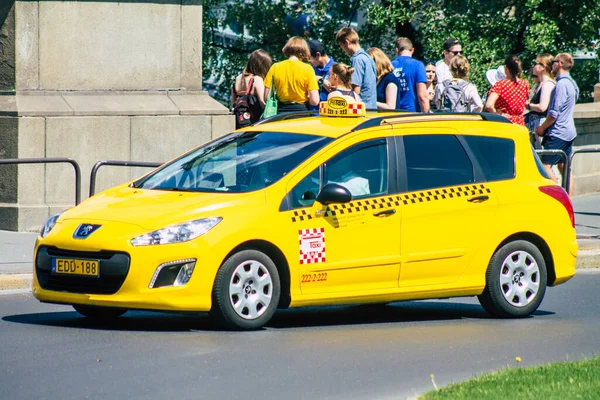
[203,0,600,105]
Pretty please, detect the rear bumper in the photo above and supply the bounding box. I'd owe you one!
[551,239,577,286]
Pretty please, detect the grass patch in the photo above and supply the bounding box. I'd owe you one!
[421,356,600,400]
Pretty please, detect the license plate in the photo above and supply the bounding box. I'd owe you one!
[52,258,100,277]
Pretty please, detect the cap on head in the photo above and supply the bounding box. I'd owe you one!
[308,40,325,57]
[443,38,461,51]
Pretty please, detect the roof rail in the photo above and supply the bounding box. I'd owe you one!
[253,111,319,125]
[351,112,511,132]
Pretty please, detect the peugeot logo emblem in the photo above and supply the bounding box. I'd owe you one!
[73,224,102,239]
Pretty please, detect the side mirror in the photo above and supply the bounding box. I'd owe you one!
[316,183,352,205]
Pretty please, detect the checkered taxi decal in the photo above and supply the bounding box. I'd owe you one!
[347,103,364,115]
[299,228,325,264]
[290,183,491,222]
[318,102,327,114]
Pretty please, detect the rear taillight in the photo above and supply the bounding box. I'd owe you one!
[539,185,575,228]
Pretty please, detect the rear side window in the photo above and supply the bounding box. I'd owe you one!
[403,135,474,192]
[463,136,515,181]
[531,147,551,179]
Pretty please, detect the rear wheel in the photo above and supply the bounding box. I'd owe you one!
[478,240,547,318]
[73,305,127,320]
[211,250,280,330]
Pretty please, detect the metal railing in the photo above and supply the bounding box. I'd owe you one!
[3,147,600,207]
[0,157,82,205]
[565,147,600,195]
[89,160,162,197]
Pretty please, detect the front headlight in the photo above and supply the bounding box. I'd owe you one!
[131,217,222,246]
[40,212,64,238]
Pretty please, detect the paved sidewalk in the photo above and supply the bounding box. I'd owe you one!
[2,193,600,290]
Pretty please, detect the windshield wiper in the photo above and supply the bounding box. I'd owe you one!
[153,187,198,192]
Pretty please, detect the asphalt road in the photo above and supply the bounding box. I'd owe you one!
[1,271,599,400]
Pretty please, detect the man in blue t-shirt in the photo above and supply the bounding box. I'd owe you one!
[336,27,377,109]
[391,37,429,112]
[308,40,335,103]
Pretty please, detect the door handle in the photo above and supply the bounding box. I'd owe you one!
[373,209,396,217]
[467,195,489,203]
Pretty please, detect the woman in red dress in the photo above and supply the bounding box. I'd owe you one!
[485,55,529,125]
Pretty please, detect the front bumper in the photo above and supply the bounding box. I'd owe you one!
[32,241,220,312]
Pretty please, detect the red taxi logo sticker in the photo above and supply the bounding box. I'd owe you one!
[299,228,325,264]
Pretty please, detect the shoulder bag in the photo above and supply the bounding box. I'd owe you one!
[261,78,278,119]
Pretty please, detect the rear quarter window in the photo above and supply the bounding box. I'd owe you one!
[531,147,551,179]
[463,136,515,181]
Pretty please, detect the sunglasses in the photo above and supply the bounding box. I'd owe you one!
[533,62,544,67]
[426,70,436,73]
[552,59,562,64]
[449,50,463,55]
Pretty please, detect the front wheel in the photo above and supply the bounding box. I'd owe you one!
[478,240,547,318]
[73,305,127,320]
[211,250,281,330]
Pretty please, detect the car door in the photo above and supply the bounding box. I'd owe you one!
[282,136,402,295]
[397,132,499,287]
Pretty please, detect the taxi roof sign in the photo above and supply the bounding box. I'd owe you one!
[319,97,366,117]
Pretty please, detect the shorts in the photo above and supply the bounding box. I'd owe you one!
[541,135,574,165]
[277,102,309,114]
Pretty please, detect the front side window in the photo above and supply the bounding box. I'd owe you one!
[133,131,333,193]
[289,167,320,208]
[404,135,474,192]
[325,139,388,199]
[287,139,388,209]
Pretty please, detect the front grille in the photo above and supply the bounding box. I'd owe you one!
[36,246,130,295]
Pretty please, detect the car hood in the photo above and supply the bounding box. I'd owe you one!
[62,186,253,230]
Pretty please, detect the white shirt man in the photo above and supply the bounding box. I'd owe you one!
[435,38,462,83]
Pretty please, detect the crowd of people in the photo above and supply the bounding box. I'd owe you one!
[230,28,580,188]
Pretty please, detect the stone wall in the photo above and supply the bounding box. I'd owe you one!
[572,102,600,196]
[0,94,234,231]
[0,1,233,231]
[0,1,15,90]
[16,0,203,90]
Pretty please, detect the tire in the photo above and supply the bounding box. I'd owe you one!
[73,305,127,320]
[211,250,281,330]
[478,240,547,318]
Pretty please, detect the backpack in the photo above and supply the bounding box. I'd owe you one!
[233,77,261,129]
[441,79,471,112]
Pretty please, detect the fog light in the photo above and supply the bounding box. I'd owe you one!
[149,259,196,288]
[174,261,195,286]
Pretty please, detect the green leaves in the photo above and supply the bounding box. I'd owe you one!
[203,0,599,105]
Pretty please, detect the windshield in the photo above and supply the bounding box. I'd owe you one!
[133,131,333,193]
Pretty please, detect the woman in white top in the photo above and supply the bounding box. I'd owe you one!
[327,63,362,103]
[434,54,483,112]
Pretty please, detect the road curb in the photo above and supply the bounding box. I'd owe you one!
[0,274,32,291]
[575,249,600,269]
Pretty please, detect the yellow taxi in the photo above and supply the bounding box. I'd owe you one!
[32,98,577,330]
